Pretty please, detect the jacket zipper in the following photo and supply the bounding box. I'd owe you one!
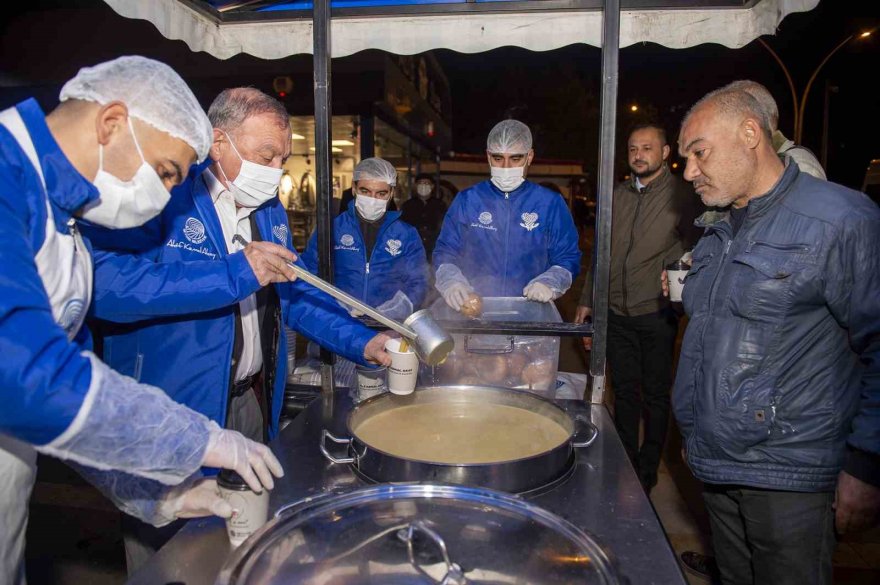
[503,192,511,293]
[621,193,643,316]
[362,215,394,302]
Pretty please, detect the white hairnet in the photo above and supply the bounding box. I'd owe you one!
[487,119,532,154]
[59,56,213,161]
[353,157,397,186]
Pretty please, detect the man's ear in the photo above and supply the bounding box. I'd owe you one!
[95,101,129,146]
[526,149,535,166]
[662,144,671,161]
[741,118,761,150]
[209,128,225,162]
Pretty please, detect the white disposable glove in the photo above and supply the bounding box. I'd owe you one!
[680,250,694,264]
[201,423,284,493]
[442,282,473,311]
[523,281,554,302]
[376,291,414,321]
[155,477,233,525]
[337,299,364,318]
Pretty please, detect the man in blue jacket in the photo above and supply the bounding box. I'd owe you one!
[0,58,283,585]
[672,87,880,585]
[432,119,580,309]
[301,158,428,385]
[86,87,391,569]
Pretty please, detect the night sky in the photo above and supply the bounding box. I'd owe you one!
[435,1,879,189]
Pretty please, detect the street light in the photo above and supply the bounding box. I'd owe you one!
[757,29,874,144]
[795,29,873,143]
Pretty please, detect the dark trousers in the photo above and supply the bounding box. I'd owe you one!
[606,309,677,487]
[703,485,835,585]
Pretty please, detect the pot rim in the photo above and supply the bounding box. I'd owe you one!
[343,385,576,467]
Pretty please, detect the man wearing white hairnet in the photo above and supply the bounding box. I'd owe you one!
[300,157,428,385]
[433,120,581,308]
[0,57,284,584]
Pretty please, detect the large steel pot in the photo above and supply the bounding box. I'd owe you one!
[320,385,598,493]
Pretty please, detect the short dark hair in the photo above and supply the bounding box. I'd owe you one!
[628,123,667,146]
[415,173,435,183]
[208,87,290,135]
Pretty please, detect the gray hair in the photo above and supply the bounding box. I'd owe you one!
[207,87,290,135]
[683,87,772,138]
[723,80,779,131]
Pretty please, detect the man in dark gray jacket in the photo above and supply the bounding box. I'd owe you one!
[575,123,701,491]
[672,87,880,585]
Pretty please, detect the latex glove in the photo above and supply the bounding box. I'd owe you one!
[364,332,393,367]
[156,478,233,525]
[336,299,364,318]
[442,282,472,311]
[376,291,414,322]
[523,281,554,302]
[202,423,284,493]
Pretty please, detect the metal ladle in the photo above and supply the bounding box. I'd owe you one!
[234,235,453,365]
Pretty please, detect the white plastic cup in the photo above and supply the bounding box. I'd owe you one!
[384,338,419,395]
[217,470,270,548]
[355,364,387,400]
[666,260,690,303]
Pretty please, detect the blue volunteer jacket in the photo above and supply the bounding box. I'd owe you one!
[432,179,581,296]
[0,98,100,445]
[301,202,428,311]
[85,170,376,439]
[673,163,880,492]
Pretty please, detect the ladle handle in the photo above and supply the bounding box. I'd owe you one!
[232,234,416,338]
[285,260,416,339]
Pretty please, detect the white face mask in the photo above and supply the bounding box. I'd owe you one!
[490,164,526,192]
[81,117,170,229]
[355,195,388,221]
[416,183,433,198]
[217,130,283,208]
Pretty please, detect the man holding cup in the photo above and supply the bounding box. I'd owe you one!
[574,123,702,492]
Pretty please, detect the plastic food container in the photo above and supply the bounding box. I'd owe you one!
[421,296,562,395]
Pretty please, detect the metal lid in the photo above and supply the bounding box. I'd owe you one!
[216,483,619,585]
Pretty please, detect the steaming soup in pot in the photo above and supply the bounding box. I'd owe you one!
[352,402,571,464]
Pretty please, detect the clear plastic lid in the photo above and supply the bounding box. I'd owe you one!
[216,483,619,585]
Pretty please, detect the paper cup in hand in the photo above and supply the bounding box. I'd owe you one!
[217,469,270,548]
[666,260,690,303]
[384,338,418,395]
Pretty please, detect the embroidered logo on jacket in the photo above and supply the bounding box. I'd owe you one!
[470,211,497,232]
[272,224,288,244]
[183,217,207,244]
[58,298,85,335]
[336,233,360,252]
[520,212,540,232]
[385,239,402,256]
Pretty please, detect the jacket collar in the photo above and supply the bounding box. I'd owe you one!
[627,164,672,194]
[16,98,98,221]
[694,160,799,230]
[743,158,799,219]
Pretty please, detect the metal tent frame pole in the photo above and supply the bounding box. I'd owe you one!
[313,0,336,395]
[589,0,619,404]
